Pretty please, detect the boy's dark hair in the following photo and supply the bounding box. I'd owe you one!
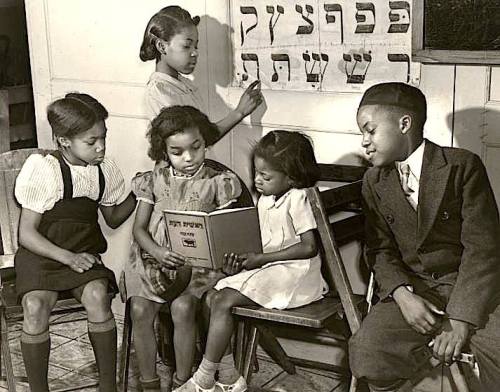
[47,93,108,139]
[253,130,320,188]
[358,82,427,129]
[140,6,200,62]
[147,105,218,162]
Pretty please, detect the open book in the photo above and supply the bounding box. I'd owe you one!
[163,207,262,269]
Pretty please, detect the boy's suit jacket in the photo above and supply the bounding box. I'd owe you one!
[362,140,500,327]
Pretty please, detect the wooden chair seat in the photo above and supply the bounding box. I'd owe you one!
[233,296,345,328]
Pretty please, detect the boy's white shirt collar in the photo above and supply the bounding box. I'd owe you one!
[397,139,426,181]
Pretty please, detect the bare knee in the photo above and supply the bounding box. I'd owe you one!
[22,293,54,333]
[211,289,237,315]
[171,295,198,326]
[81,280,111,320]
[130,297,158,327]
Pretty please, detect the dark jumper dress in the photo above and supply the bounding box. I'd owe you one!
[15,151,117,299]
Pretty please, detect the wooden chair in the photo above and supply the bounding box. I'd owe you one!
[232,163,368,392]
[118,158,255,391]
[0,148,105,391]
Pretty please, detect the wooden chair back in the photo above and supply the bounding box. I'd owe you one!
[0,148,50,267]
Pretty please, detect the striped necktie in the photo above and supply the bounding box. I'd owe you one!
[400,163,417,210]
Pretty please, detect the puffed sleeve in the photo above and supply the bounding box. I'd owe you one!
[131,171,154,205]
[145,83,177,120]
[100,157,126,206]
[14,154,62,214]
[288,189,317,235]
[214,171,242,209]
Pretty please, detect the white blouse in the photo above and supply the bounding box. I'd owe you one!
[15,154,126,214]
[145,72,206,119]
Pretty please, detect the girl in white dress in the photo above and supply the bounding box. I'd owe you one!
[175,131,329,392]
[140,5,262,134]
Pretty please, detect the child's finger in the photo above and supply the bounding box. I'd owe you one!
[245,80,260,92]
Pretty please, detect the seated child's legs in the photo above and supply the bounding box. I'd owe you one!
[349,300,430,387]
[21,290,58,392]
[205,288,255,363]
[75,278,117,392]
[130,296,163,382]
[171,294,200,383]
[177,289,255,391]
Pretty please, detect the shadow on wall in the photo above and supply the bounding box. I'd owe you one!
[445,107,490,155]
[195,14,265,190]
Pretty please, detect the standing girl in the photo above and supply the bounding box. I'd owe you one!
[124,105,243,391]
[14,93,137,392]
[175,131,329,392]
[140,5,262,137]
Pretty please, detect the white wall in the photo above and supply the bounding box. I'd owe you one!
[24,1,499,316]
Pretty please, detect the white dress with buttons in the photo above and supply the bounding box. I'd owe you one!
[214,188,329,310]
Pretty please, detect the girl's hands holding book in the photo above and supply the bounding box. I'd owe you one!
[152,247,186,268]
[238,252,264,270]
[222,253,244,275]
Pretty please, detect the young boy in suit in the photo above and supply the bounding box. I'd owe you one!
[349,82,500,391]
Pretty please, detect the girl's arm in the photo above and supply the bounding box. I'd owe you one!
[132,200,185,267]
[214,80,262,140]
[18,208,99,273]
[241,229,318,270]
[99,191,137,229]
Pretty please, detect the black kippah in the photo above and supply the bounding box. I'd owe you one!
[359,82,426,115]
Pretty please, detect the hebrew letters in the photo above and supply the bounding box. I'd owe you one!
[240,6,258,46]
[355,2,376,34]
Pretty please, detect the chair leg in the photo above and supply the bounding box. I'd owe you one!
[449,362,470,392]
[256,324,296,375]
[241,324,259,384]
[118,300,132,392]
[0,309,16,392]
[235,319,245,373]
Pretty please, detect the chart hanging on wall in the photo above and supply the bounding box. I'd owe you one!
[231,0,420,92]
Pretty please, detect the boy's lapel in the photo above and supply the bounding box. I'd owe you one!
[417,142,451,246]
[374,165,417,224]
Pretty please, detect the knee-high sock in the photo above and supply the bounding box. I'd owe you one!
[88,317,117,392]
[21,330,50,392]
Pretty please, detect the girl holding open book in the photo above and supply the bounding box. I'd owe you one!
[123,105,242,392]
[175,131,329,392]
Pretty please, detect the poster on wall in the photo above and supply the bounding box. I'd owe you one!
[231,0,420,92]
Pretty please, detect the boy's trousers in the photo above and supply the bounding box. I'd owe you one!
[349,284,500,392]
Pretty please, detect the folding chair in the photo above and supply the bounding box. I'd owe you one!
[232,163,368,392]
[118,158,255,391]
[0,148,105,391]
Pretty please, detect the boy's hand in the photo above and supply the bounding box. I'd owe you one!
[152,248,186,268]
[239,252,264,270]
[66,252,101,273]
[235,80,262,118]
[432,319,470,364]
[393,287,444,334]
[222,253,244,275]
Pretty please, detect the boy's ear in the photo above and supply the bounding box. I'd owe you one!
[399,114,412,134]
